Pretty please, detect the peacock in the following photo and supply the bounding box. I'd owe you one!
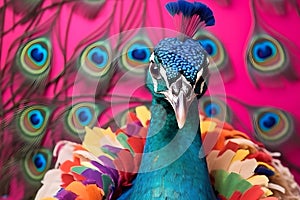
[33,0,299,199]
[1,0,300,199]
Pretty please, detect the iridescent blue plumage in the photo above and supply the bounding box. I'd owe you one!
[32,153,47,173]
[119,98,216,200]
[165,0,215,39]
[165,1,215,26]
[154,38,208,85]
[118,1,216,199]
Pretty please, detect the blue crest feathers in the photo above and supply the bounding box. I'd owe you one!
[194,2,215,26]
[165,0,215,38]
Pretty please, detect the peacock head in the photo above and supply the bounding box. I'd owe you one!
[146,37,209,129]
[146,0,214,128]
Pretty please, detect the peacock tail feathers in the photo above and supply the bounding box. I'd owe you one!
[244,0,300,88]
[1,0,300,199]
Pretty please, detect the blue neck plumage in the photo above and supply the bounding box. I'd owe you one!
[119,97,216,200]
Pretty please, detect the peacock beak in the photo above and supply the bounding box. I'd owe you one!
[160,75,196,129]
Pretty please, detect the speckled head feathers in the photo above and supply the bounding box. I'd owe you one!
[154,37,209,85]
[152,0,214,85]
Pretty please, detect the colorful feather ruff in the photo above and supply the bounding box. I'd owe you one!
[35,106,300,200]
[35,107,147,200]
[201,115,300,199]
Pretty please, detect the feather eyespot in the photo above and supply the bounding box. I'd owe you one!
[248,34,286,74]
[120,34,153,74]
[80,40,112,78]
[66,102,101,135]
[200,97,231,122]
[129,44,149,62]
[18,37,51,78]
[253,108,293,145]
[194,31,227,72]
[18,105,51,139]
[23,148,52,181]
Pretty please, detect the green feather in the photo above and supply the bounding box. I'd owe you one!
[71,166,90,175]
[212,170,252,199]
[116,133,134,155]
[102,174,114,195]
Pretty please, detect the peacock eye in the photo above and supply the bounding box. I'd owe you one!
[149,62,161,80]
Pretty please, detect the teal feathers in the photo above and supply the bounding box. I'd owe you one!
[120,99,216,199]
[116,1,217,199]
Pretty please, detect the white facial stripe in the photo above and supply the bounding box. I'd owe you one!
[196,68,203,83]
[200,81,205,94]
[149,65,158,92]
[153,79,158,92]
[149,52,155,62]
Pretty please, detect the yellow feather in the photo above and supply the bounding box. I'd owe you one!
[261,186,274,197]
[231,149,250,162]
[200,120,217,133]
[82,127,116,158]
[136,106,151,127]
[247,175,269,187]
